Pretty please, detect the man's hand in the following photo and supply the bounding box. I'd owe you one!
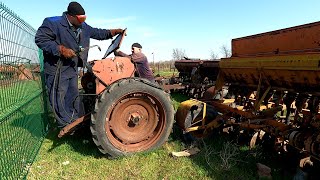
[59,45,76,59]
[110,28,124,37]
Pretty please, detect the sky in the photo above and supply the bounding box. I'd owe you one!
[1,0,320,62]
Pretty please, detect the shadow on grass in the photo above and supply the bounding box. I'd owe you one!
[7,110,102,158]
[44,122,104,158]
[8,113,46,138]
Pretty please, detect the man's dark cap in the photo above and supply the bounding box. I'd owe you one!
[132,43,142,49]
[67,2,85,15]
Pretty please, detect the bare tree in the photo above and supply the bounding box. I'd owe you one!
[172,48,187,60]
[220,45,231,58]
[210,49,218,60]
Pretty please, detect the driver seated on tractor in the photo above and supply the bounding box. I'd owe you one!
[35,1,124,129]
[115,43,155,82]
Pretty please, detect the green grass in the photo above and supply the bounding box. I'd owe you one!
[28,129,264,179]
[154,70,178,78]
[171,92,189,110]
[0,93,48,179]
[28,133,208,179]
[0,78,50,179]
[27,92,312,180]
[0,80,42,120]
[26,93,262,180]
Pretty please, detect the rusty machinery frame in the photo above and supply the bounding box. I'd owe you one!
[176,21,320,165]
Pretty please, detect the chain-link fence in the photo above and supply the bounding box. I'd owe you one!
[0,3,49,179]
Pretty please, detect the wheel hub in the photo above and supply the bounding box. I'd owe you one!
[108,101,155,144]
[129,112,142,125]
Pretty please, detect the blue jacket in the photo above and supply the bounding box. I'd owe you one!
[35,12,113,76]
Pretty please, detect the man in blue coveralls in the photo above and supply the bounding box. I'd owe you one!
[35,1,124,128]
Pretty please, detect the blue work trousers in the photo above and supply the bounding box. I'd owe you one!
[45,73,79,128]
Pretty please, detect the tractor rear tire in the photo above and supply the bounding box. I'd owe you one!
[91,78,174,157]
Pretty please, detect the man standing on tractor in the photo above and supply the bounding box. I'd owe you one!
[115,43,155,82]
[35,1,124,128]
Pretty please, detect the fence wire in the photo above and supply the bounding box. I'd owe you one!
[0,3,49,179]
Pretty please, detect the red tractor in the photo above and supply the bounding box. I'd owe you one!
[58,30,174,158]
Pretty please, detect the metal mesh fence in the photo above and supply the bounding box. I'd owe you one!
[0,3,49,179]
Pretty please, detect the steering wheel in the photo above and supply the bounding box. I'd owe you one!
[102,28,127,59]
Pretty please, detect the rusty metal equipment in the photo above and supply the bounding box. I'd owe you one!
[231,21,320,57]
[176,21,320,163]
[0,64,36,82]
[175,58,220,84]
[162,58,220,98]
[58,29,175,158]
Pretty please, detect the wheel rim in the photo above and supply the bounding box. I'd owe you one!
[105,92,166,152]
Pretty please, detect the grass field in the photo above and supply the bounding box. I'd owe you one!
[26,91,299,180]
[0,80,48,179]
[27,132,261,179]
[0,80,42,119]
[153,70,178,78]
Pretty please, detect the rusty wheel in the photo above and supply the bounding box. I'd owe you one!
[91,78,174,157]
